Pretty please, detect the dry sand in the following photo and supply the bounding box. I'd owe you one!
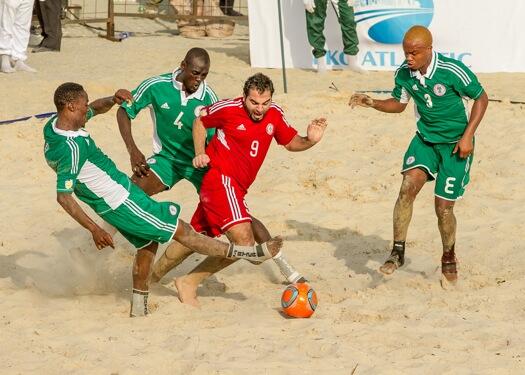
[1,17,524,374]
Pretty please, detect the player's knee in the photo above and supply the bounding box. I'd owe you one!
[435,204,454,220]
[232,232,255,246]
[398,184,417,203]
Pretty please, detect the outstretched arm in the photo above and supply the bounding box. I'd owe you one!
[89,89,132,116]
[285,118,327,152]
[349,93,408,113]
[192,117,210,168]
[56,192,114,250]
[453,90,489,158]
[117,106,149,177]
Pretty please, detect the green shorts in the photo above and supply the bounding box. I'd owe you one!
[146,151,206,192]
[101,184,181,249]
[401,133,474,201]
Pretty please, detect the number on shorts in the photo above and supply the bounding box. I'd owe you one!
[250,140,259,157]
[424,94,433,108]
[444,177,456,194]
[174,111,183,129]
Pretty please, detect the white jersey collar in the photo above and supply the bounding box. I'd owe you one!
[52,117,90,138]
[172,68,206,102]
[410,51,438,86]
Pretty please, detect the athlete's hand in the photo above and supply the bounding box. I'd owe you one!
[91,226,115,250]
[303,0,315,13]
[113,89,133,105]
[193,153,210,168]
[453,135,474,159]
[349,93,374,108]
[130,147,150,177]
[307,117,327,144]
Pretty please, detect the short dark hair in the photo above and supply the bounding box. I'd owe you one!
[184,47,210,65]
[54,82,85,111]
[243,73,274,97]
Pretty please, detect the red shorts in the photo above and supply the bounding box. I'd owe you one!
[190,169,252,237]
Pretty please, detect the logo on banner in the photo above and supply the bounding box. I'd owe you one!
[355,0,434,44]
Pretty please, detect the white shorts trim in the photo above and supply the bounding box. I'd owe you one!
[138,240,154,249]
[148,167,170,190]
[221,217,252,231]
[401,164,437,179]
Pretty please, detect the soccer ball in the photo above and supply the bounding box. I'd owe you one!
[281,282,318,318]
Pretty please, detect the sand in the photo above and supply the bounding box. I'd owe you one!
[1,17,524,374]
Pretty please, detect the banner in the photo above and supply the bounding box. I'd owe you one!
[248,0,525,72]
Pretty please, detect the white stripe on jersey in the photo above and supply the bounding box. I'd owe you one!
[437,62,471,86]
[400,87,411,104]
[270,103,291,127]
[205,86,219,103]
[395,63,408,78]
[134,76,162,98]
[208,99,241,115]
[134,77,171,102]
[77,161,130,209]
[439,61,471,84]
[124,199,177,233]
[66,138,79,174]
[222,175,241,220]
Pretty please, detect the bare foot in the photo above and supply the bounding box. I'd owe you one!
[440,273,458,290]
[175,276,200,308]
[266,236,283,257]
[441,252,457,288]
[379,262,398,275]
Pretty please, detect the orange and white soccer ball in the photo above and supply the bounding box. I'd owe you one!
[281,282,318,318]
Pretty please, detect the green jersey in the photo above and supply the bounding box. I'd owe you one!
[392,52,484,143]
[121,70,218,167]
[44,109,132,214]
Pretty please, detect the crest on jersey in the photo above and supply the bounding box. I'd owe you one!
[266,124,274,135]
[147,158,156,164]
[433,84,446,96]
[194,105,205,117]
[406,156,415,165]
[65,179,73,189]
[169,205,178,216]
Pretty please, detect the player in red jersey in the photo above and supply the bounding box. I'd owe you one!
[154,73,327,306]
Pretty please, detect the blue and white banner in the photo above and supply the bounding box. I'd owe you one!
[248,0,525,72]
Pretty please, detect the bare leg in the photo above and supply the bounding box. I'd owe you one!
[157,216,269,289]
[133,242,158,290]
[435,197,458,285]
[380,169,427,275]
[130,242,158,317]
[150,241,193,283]
[175,222,254,307]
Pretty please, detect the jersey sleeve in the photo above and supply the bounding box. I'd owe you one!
[120,77,156,119]
[203,86,219,141]
[55,141,86,193]
[271,106,298,146]
[450,61,484,100]
[391,69,412,104]
[200,100,230,129]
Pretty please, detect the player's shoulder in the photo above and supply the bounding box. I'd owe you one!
[135,73,172,91]
[268,102,287,119]
[202,82,219,103]
[394,62,410,80]
[435,54,476,83]
[206,97,243,113]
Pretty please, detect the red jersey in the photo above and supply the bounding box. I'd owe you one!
[200,97,298,191]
